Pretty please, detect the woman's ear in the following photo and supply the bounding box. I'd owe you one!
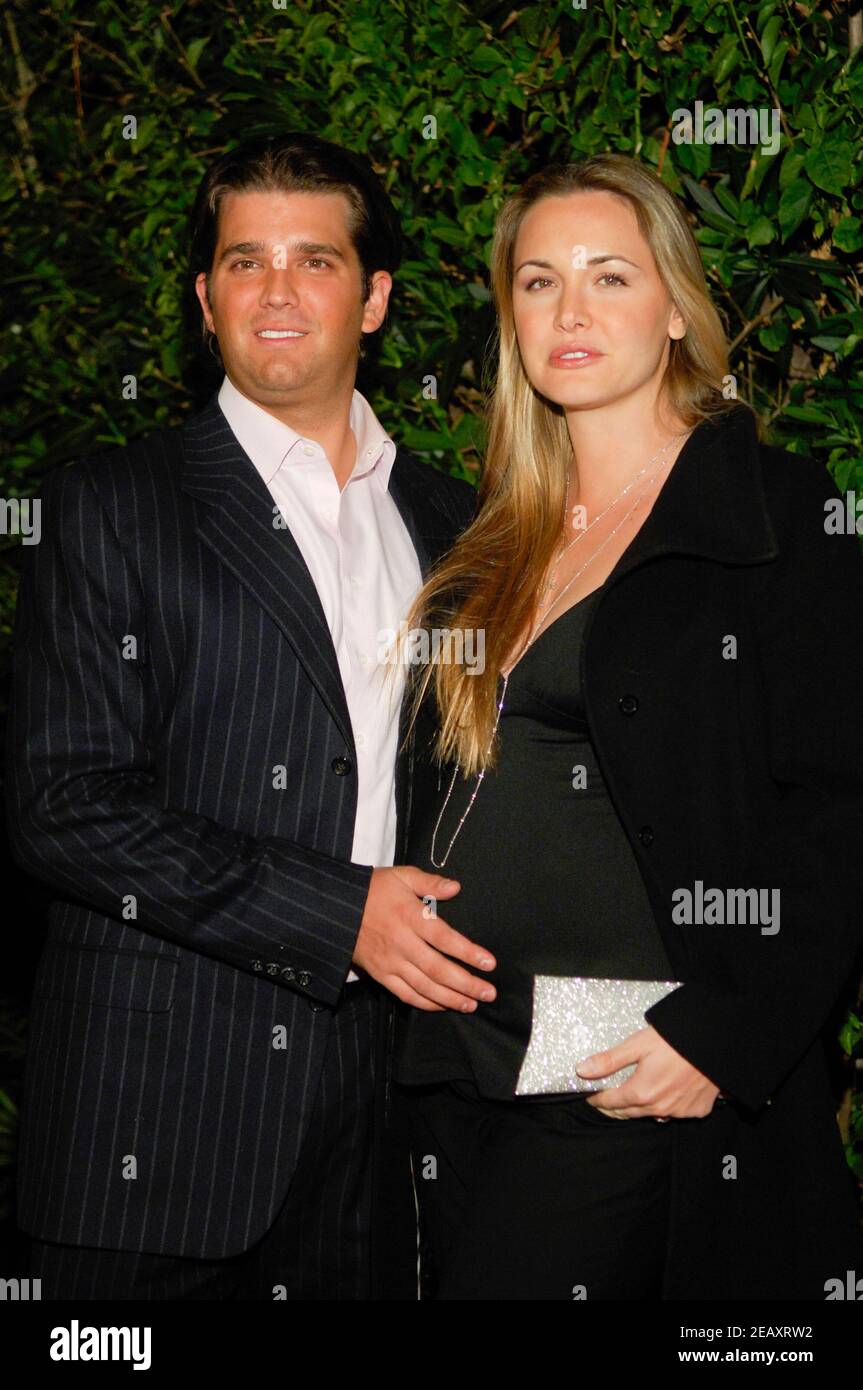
[668,303,687,340]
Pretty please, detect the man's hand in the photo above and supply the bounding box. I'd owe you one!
[352,866,497,1011]
[576,1025,723,1119]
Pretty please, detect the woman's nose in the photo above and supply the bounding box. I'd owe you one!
[554,276,592,331]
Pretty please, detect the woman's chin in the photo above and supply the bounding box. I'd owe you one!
[529,377,612,412]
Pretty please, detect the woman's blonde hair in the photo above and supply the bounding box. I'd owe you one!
[393,153,758,777]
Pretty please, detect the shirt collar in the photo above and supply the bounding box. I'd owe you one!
[217,374,397,491]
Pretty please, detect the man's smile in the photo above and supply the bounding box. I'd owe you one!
[254,327,309,342]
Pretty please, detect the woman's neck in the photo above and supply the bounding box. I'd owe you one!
[564,398,692,513]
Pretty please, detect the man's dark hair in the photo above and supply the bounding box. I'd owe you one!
[187,132,403,363]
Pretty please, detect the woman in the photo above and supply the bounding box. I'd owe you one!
[389,154,863,1300]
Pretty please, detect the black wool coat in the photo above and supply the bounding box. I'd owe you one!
[380,403,863,1301]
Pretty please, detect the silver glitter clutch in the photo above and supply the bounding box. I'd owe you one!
[515,975,683,1096]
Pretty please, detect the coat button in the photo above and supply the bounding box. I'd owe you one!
[618,694,639,715]
[331,756,353,775]
[638,825,654,846]
[297,970,311,988]
[309,1000,328,1013]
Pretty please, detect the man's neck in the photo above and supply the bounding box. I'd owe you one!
[331,431,358,492]
[234,378,359,491]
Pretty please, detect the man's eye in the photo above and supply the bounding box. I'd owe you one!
[305,258,331,269]
[232,260,259,270]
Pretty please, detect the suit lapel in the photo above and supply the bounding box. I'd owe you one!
[180,395,448,754]
[387,462,433,575]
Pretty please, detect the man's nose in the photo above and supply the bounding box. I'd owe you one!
[260,266,300,307]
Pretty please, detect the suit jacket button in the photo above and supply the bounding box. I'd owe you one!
[638,825,654,846]
[265,962,280,976]
[281,965,296,982]
[618,694,639,715]
[297,970,311,988]
[331,756,353,775]
[309,1000,327,1013]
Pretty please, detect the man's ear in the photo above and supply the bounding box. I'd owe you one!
[361,269,393,336]
[194,271,216,334]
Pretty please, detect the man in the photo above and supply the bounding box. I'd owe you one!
[6,132,496,1299]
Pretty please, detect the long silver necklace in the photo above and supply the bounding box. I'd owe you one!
[429,439,680,869]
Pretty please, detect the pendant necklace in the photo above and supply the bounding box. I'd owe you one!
[429,437,682,869]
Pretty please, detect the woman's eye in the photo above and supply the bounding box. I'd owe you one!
[523,272,627,290]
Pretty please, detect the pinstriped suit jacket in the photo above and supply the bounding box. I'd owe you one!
[5,392,476,1262]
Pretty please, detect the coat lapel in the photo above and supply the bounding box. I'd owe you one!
[180,394,442,753]
[601,404,778,590]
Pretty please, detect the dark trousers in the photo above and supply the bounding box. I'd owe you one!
[400,1078,675,1300]
[28,981,379,1300]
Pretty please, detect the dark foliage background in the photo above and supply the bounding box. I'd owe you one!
[1,0,862,1251]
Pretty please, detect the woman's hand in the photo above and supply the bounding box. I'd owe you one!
[576,1025,723,1120]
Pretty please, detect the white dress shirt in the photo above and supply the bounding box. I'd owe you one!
[218,375,423,980]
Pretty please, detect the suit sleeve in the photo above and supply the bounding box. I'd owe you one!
[644,461,863,1111]
[5,462,372,1007]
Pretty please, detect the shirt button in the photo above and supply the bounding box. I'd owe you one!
[358,653,369,667]
[350,575,361,589]
[356,732,366,747]
[302,444,315,456]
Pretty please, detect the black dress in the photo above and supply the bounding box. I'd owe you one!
[392,581,675,1101]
